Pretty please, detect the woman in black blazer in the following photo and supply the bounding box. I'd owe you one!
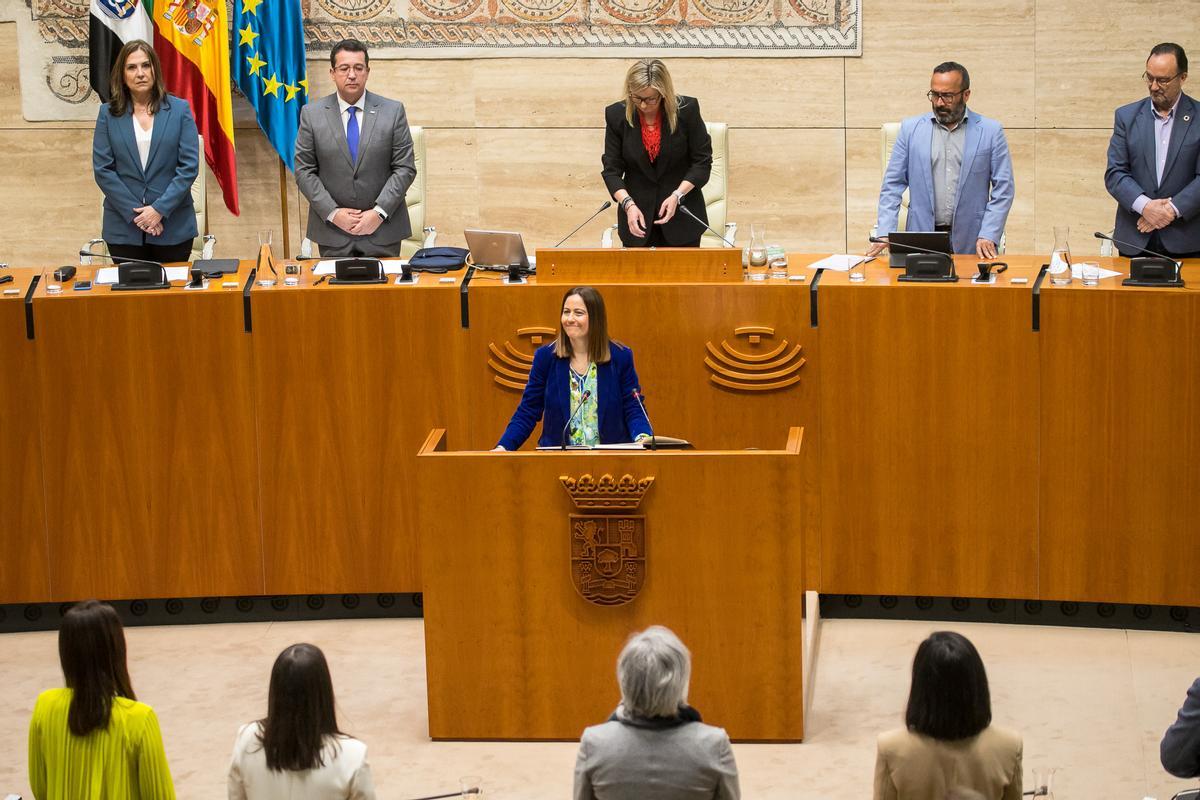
[601,59,713,247]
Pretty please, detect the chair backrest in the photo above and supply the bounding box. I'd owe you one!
[400,125,427,259]
[701,121,728,248]
[191,134,207,255]
[881,122,909,231]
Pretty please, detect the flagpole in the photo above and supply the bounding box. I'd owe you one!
[278,157,291,258]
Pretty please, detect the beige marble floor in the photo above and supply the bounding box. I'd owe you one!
[2,617,1198,799]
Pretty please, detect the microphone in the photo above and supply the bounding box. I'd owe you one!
[1093,231,1182,265]
[631,388,655,450]
[77,250,166,270]
[554,201,613,248]
[868,236,957,279]
[561,389,593,450]
[677,204,735,247]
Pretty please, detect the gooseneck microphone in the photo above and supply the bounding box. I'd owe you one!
[1093,231,1182,266]
[677,204,736,248]
[561,389,593,450]
[77,250,166,270]
[869,235,957,279]
[631,388,655,450]
[554,201,613,248]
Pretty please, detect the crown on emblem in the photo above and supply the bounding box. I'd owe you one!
[560,473,654,511]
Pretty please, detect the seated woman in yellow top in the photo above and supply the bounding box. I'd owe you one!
[28,600,175,800]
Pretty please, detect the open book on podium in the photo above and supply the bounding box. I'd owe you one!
[536,435,690,450]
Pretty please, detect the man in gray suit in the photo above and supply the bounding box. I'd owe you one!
[294,39,416,257]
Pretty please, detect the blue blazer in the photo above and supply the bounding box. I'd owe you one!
[875,110,1015,255]
[1105,94,1200,255]
[93,93,199,247]
[497,342,652,451]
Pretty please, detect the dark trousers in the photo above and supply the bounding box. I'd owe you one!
[1142,232,1200,260]
[318,239,402,258]
[108,240,193,264]
[643,226,701,248]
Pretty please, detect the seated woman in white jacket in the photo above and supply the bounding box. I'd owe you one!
[228,643,375,800]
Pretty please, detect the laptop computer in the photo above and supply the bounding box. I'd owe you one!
[464,229,531,269]
[887,231,952,268]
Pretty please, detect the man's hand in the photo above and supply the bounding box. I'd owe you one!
[626,203,647,238]
[332,208,362,233]
[976,238,998,259]
[1139,198,1177,232]
[349,209,383,237]
[866,239,888,258]
[133,206,163,234]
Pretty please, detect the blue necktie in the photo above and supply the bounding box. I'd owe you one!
[346,106,359,164]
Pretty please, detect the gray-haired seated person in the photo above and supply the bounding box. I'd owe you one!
[573,625,740,800]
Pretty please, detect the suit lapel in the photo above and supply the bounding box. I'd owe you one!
[1162,94,1195,186]
[631,116,655,182]
[916,117,935,208]
[144,99,168,175]
[1137,100,1158,187]
[354,92,380,174]
[326,96,354,170]
[654,118,679,179]
[954,111,982,206]
[116,111,143,177]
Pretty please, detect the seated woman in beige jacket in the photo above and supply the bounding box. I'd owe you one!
[874,631,1022,800]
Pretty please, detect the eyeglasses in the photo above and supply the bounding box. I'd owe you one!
[333,64,368,75]
[1143,71,1183,87]
[629,93,662,106]
[926,90,965,103]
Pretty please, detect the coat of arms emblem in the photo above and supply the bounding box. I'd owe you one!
[560,473,654,606]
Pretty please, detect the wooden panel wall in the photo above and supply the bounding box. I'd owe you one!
[0,3,1195,263]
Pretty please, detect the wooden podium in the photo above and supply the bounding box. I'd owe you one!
[415,428,806,742]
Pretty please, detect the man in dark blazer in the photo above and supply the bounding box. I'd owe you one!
[1162,675,1200,777]
[601,80,712,247]
[294,39,416,257]
[1105,42,1200,258]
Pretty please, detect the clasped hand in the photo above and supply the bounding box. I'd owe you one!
[1137,198,1177,233]
[132,206,163,237]
[333,208,383,236]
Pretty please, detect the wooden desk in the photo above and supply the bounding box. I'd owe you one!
[249,265,468,595]
[31,264,263,600]
[815,255,1042,599]
[1038,261,1200,605]
[416,428,806,741]
[0,269,51,602]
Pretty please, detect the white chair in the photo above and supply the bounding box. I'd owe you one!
[870,122,1005,254]
[602,120,737,248]
[298,125,437,259]
[84,134,215,263]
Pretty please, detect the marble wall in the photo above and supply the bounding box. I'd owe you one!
[0,1,1195,263]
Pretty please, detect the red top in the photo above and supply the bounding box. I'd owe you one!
[640,111,662,163]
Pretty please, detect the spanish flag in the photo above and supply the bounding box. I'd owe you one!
[152,0,239,214]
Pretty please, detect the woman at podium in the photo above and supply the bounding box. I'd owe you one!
[92,40,199,264]
[601,58,713,248]
[495,287,652,450]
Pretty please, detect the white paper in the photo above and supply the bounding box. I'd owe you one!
[807,254,867,272]
[1071,263,1123,280]
[94,266,189,285]
[312,259,408,276]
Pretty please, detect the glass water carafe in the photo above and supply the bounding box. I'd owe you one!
[1049,226,1072,285]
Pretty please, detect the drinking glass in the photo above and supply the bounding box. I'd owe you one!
[1080,262,1100,286]
[459,775,483,799]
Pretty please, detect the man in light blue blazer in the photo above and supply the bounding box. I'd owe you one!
[1105,43,1200,259]
[868,62,1015,259]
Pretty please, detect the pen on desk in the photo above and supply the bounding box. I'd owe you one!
[314,275,328,286]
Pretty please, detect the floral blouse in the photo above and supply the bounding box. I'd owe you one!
[568,362,600,447]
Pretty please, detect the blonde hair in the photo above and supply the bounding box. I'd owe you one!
[623,58,679,134]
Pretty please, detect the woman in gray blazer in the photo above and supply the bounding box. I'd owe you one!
[573,626,740,800]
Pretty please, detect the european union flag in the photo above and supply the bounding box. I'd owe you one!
[231,0,307,169]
